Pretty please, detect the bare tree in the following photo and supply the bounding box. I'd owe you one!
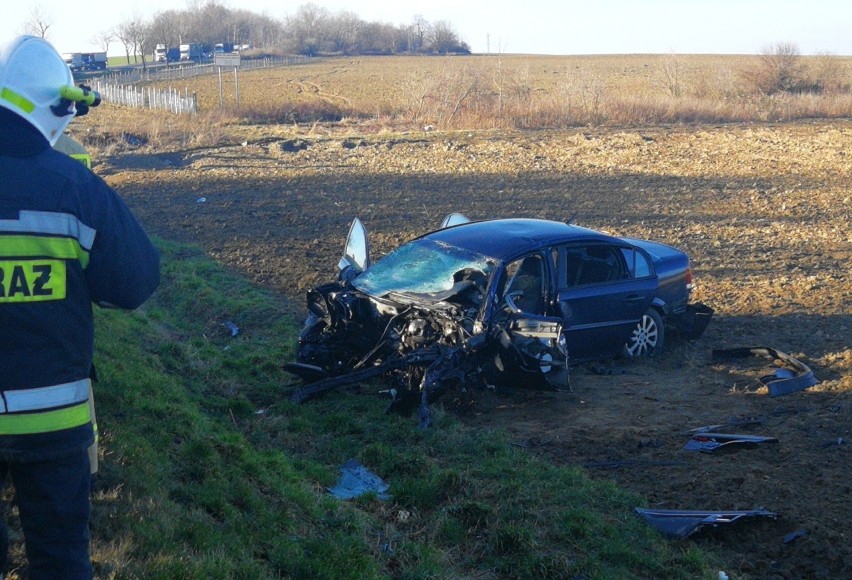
[114,22,133,64]
[411,15,431,52]
[22,6,52,39]
[287,3,330,55]
[327,10,361,54]
[429,20,468,54]
[195,1,232,46]
[752,41,807,94]
[228,10,254,46]
[92,30,114,54]
[660,53,686,98]
[116,17,150,67]
[356,22,398,55]
[246,13,286,50]
[149,10,182,53]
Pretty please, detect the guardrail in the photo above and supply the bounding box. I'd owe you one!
[89,55,311,114]
[96,55,310,85]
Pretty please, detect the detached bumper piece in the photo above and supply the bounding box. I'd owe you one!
[712,347,818,397]
[677,302,714,340]
[635,507,777,538]
[683,432,779,453]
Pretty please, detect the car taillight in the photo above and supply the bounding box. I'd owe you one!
[686,268,695,292]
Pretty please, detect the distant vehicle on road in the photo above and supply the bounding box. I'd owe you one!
[62,51,107,71]
[179,43,203,61]
[154,44,179,62]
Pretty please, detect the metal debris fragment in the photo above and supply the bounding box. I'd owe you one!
[584,460,687,470]
[635,507,777,538]
[683,432,779,453]
[687,416,764,434]
[712,347,818,397]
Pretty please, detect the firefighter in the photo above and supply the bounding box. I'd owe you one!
[54,133,92,169]
[0,35,160,579]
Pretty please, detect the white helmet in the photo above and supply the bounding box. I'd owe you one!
[0,35,76,146]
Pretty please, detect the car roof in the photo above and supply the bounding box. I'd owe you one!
[421,218,620,260]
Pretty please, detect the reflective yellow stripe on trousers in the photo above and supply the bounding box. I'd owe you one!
[0,378,92,435]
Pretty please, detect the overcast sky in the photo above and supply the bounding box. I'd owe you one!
[3,0,851,56]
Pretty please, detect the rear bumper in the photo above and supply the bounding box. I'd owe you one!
[672,302,714,340]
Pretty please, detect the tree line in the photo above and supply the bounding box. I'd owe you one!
[21,1,472,65]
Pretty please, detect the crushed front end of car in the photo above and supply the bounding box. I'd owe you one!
[285,219,568,427]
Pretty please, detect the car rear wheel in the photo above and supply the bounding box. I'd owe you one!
[625,308,665,358]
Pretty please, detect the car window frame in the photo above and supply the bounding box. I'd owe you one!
[555,243,640,290]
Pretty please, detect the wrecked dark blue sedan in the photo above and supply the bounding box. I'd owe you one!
[286,216,712,425]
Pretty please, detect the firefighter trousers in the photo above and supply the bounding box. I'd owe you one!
[0,449,92,579]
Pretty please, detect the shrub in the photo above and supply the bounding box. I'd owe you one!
[748,42,809,95]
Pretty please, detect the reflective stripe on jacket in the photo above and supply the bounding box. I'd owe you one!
[0,379,91,436]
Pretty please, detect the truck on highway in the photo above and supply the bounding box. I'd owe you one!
[62,51,107,71]
[155,44,180,63]
[179,43,203,62]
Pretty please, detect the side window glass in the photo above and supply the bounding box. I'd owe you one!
[575,245,623,285]
[563,248,583,288]
[620,247,652,279]
[634,249,652,278]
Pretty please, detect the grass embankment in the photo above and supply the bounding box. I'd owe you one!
[81,239,712,579]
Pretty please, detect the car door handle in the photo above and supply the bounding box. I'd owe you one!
[624,294,645,304]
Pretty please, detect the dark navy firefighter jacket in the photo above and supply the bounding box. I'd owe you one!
[0,108,160,462]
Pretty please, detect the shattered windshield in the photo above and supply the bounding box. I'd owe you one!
[352,238,495,296]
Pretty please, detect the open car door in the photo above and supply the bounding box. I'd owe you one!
[493,253,570,389]
[500,311,571,390]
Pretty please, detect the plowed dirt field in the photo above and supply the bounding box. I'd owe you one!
[86,116,850,579]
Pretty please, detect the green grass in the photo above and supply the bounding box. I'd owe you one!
[80,238,715,578]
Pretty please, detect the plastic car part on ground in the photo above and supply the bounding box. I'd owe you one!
[783,529,808,544]
[635,507,777,538]
[686,415,763,433]
[327,460,391,500]
[683,432,779,453]
[711,347,818,397]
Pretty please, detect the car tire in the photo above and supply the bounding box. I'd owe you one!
[624,308,665,358]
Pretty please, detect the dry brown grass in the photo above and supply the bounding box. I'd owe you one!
[131,55,852,132]
[71,54,852,158]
